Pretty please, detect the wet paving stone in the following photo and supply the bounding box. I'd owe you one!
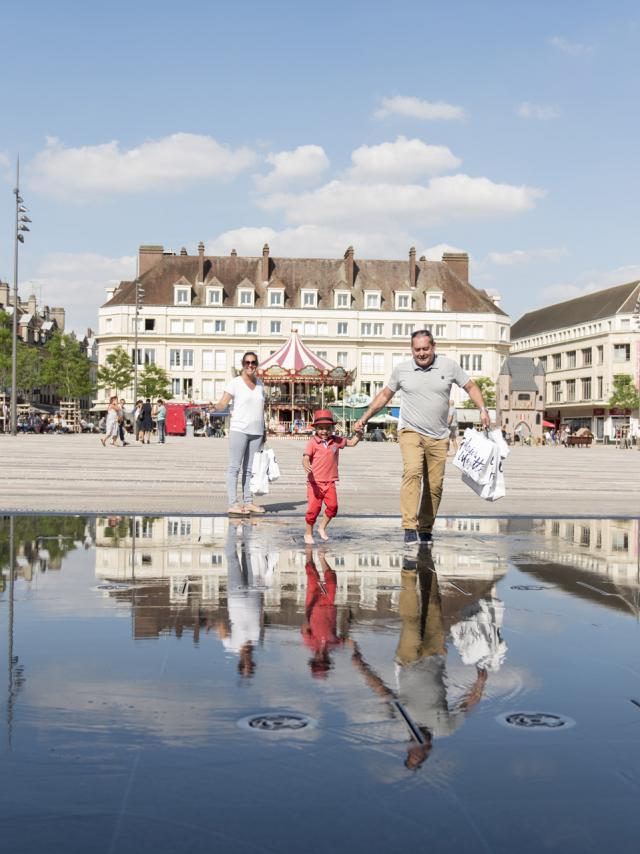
[1,514,639,853]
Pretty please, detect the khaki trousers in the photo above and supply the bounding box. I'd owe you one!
[398,429,449,531]
[395,569,446,666]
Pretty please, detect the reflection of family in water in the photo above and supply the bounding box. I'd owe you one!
[214,524,506,770]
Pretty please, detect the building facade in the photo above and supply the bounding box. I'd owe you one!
[511,281,640,441]
[97,243,510,406]
[496,356,545,441]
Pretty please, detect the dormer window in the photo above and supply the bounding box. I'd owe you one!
[238,288,254,307]
[427,292,443,311]
[207,287,222,305]
[269,289,284,307]
[302,289,318,308]
[175,287,190,305]
[365,291,381,310]
[334,291,349,309]
[395,293,411,311]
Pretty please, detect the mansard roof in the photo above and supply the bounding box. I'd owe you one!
[499,356,543,392]
[511,280,640,340]
[103,252,506,315]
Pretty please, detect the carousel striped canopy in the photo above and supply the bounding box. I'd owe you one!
[258,331,334,372]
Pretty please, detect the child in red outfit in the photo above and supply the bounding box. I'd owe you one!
[302,409,362,544]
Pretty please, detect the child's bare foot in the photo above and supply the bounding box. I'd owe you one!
[304,533,315,544]
[317,526,329,541]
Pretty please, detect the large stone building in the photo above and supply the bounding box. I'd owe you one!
[511,280,640,441]
[98,243,510,408]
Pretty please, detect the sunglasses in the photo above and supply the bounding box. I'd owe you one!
[243,360,258,366]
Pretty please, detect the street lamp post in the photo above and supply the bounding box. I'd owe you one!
[132,279,145,405]
[10,158,32,436]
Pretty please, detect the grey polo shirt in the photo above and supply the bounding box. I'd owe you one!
[387,355,470,439]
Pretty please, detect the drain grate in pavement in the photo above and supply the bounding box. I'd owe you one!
[237,712,317,732]
[510,585,552,591]
[497,712,575,730]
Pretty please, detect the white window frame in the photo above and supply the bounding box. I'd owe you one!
[427,293,443,311]
[270,320,282,334]
[364,291,381,310]
[169,319,182,334]
[301,289,318,308]
[238,289,254,307]
[183,319,195,335]
[175,287,190,305]
[214,319,226,333]
[337,322,348,336]
[395,293,410,311]
[206,287,222,305]
[246,320,258,334]
[269,289,284,307]
[334,291,349,309]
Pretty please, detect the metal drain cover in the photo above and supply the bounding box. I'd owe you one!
[510,585,551,591]
[237,712,317,732]
[497,712,575,730]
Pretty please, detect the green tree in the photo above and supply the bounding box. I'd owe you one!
[138,362,172,400]
[41,332,93,400]
[463,375,496,408]
[0,310,12,392]
[17,345,43,402]
[608,374,640,409]
[96,346,133,396]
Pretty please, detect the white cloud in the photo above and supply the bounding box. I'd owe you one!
[421,243,467,261]
[207,224,412,259]
[517,102,561,120]
[34,251,136,333]
[374,95,465,121]
[261,174,545,227]
[27,133,257,199]
[488,247,567,266]
[549,36,595,56]
[348,136,460,182]
[0,151,9,169]
[537,263,640,307]
[254,144,329,192]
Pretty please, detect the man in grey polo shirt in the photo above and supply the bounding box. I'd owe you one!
[355,330,490,544]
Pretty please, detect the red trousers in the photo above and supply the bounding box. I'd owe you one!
[306,480,338,525]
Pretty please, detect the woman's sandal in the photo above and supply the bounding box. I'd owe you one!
[244,503,266,515]
[228,505,250,516]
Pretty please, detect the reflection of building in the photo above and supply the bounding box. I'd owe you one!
[496,356,545,441]
[511,280,640,440]
[514,518,640,616]
[94,515,506,640]
[97,244,510,405]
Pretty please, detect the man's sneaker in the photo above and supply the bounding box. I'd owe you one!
[404,529,418,544]
[418,531,433,544]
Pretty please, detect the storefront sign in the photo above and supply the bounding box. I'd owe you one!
[609,408,631,416]
[593,408,605,416]
[344,393,371,407]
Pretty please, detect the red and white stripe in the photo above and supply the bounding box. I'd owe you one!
[259,330,334,372]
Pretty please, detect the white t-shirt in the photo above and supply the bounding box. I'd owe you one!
[224,376,265,435]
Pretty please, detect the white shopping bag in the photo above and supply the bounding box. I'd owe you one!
[460,429,508,502]
[452,428,496,485]
[250,449,270,495]
[265,447,280,482]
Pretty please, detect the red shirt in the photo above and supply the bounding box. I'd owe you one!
[304,434,347,483]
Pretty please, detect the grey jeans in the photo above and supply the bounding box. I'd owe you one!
[227,431,263,505]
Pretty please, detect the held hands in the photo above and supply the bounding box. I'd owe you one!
[354,418,365,432]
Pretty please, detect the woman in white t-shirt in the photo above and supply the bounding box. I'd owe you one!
[214,351,266,515]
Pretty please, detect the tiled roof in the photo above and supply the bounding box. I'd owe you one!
[499,356,542,392]
[511,281,640,340]
[103,253,506,316]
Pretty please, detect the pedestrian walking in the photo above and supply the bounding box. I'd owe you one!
[213,351,266,516]
[118,398,129,446]
[133,399,143,442]
[140,398,153,444]
[355,329,490,545]
[101,396,120,446]
[156,398,167,443]
[302,409,362,544]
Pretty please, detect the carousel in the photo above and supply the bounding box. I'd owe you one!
[256,331,355,434]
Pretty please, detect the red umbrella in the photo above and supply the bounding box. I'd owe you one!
[542,420,555,428]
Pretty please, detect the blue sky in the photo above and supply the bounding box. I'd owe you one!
[2,0,639,332]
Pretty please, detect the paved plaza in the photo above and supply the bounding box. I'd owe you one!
[0,434,637,516]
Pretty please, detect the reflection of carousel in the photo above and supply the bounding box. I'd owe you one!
[257,331,355,435]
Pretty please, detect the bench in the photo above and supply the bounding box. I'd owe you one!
[566,435,593,447]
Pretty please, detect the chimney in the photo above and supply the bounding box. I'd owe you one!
[231,248,237,257]
[344,245,354,288]
[50,307,65,332]
[197,241,205,283]
[262,243,270,283]
[409,246,416,288]
[180,246,188,256]
[0,281,9,308]
[442,252,469,283]
[138,245,164,276]
[27,294,37,314]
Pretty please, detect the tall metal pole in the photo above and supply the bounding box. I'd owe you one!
[10,160,20,436]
